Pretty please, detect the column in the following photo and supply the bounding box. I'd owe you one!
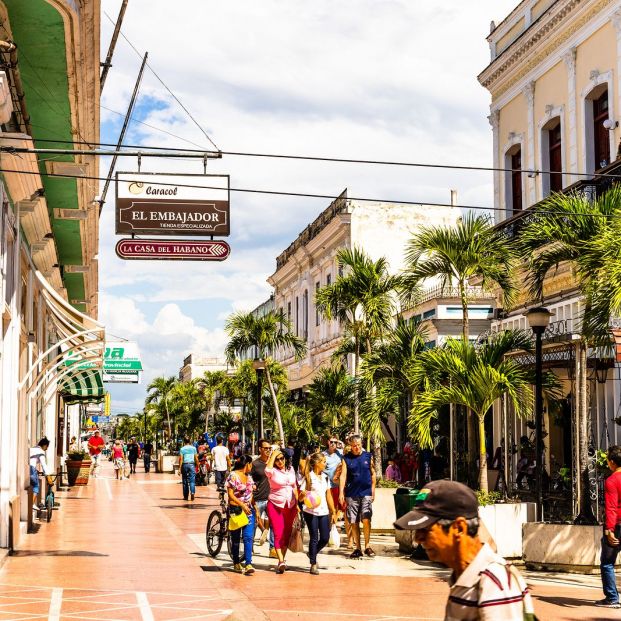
[611,12,621,160]
[488,109,501,221]
[523,81,537,205]
[563,48,578,184]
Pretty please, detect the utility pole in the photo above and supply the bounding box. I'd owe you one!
[99,52,148,212]
[100,0,129,93]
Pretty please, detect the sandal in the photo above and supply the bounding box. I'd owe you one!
[364,547,376,557]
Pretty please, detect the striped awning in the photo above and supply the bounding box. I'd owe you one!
[60,369,105,403]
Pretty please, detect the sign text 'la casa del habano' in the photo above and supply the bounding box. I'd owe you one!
[115,172,230,236]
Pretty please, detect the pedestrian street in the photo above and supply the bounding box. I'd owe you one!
[0,461,612,621]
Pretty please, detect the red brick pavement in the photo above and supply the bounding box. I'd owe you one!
[0,461,615,620]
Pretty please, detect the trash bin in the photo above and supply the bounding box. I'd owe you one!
[393,487,419,520]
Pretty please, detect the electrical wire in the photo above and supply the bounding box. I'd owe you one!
[102,11,219,151]
[0,164,616,218]
[9,139,621,182]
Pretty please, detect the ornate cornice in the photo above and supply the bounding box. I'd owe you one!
[479,0,615,98]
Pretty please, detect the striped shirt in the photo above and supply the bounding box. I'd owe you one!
[445,544,535,620]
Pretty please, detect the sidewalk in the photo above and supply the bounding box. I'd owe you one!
[0,461,614,620]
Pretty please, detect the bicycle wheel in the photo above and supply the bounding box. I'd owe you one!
[45,491,54,523]
[206,510,224,557]
[226,531,233,560]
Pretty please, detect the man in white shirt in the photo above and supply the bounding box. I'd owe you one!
[30,438,52,510]
[211,436,231,489]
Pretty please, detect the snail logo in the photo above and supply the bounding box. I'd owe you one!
[128,182,144,195]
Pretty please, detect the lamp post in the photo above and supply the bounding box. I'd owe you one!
[252,359,266,440]
[525,306,552,522]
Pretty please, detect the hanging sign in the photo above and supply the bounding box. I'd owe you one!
[115,238,230,261]
[115,172,230,237]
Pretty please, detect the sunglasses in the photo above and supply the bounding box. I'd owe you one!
[274,456,285,461]
[329,440,338,445]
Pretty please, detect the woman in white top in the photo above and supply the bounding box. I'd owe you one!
[300,452,336,575]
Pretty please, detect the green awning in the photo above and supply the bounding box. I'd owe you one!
[60,369,104,403]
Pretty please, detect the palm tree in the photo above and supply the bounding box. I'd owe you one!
[407,330,535,492]
[401,212,518,342]
[225,310,307,443]
[316,246,399,433]
[306,364,356,433]
[145,375,177,439]
[519,185,621,521]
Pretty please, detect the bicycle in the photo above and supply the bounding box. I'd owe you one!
[205,487,233,559]
[37,473,59,523]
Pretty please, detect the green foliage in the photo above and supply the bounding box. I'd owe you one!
[66,450,88,461]
[476,490,502,506]
[377,478,401,488]
[306,364,355,434]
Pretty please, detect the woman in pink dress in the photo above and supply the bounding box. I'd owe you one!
[265,448,299,574]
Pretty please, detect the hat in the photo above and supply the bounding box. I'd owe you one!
[393,480,478,531]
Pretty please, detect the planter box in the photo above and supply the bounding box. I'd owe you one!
[479,502,536,559]
[395,501,535,558]
[159,454,177,473]
[523,523,607,574]
[66,460,91,486]
[372,488,397,532]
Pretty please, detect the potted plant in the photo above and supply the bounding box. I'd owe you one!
[66,449,92,486]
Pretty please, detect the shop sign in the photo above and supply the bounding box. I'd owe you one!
[103,372,140,384]
[115,172,230,237]
[115,238,230,261]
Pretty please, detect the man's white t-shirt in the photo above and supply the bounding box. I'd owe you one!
[212,445,229,471]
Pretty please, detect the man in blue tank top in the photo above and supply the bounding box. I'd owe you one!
[339,434,376,559]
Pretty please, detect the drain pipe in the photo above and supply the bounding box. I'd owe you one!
[0,39,32,135]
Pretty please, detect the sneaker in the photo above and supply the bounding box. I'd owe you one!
[364,547,376,558]
[244,564,255,575]
[349,549,363,560]
[259,528,269,546]
[232,563,243,573]
[276,561,286,574]
[310,564,319,575]
[269,548,278,559]
[594,599,620,608]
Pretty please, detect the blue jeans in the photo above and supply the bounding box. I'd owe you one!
[231,509,255,565]
[601,525,621,603]
[303,511,331,565]
[254,499,274,549]
[181,463,196,499]
[30,466,39,495]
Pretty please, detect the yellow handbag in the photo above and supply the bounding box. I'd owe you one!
[228,509,249,531]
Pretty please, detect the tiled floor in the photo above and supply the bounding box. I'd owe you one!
[0,461,615,620]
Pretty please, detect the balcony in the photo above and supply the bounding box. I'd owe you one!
[402,285,495,313]
[495,159,621,240]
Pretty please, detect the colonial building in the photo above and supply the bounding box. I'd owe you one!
[478,0,621,517]
[0,0,102,548]
[178,354,230,383]
[267,190,461,393]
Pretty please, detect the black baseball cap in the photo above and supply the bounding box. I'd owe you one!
[393,480,478,531]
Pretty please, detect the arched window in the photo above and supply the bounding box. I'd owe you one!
[541,117,563,196]
[585,84,611,173]
[505,144,523,216]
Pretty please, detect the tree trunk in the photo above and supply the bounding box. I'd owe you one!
[264,364,285,444]
[459,279,469,343]
[478,414,488,493]
[575,340,596,524]
[353,337,360,434]
[372,438,383,482]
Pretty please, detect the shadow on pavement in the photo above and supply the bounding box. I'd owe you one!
[10,550,109,557]
[534,595,602,609]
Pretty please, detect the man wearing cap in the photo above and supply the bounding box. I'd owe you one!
[394,480,536,620]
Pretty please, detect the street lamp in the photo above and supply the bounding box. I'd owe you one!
[252,358,266,440]
[525,306,552,521]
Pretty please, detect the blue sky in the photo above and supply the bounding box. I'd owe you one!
[97,0,518,414]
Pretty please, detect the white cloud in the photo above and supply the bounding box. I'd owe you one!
[97,0,518,410]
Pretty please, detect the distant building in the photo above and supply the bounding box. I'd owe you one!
[267,189,462,394]
[179,354,230,382]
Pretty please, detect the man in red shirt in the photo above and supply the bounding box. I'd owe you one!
[597,445,621,609]
[87,430,105,478]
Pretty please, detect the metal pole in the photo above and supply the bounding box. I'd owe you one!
[535,329,544,521]
[0,147,220,159]
[100,0,129,92]
[257,369,264,440]
[99,52,148,212]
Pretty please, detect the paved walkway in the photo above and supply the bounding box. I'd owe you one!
[0,461,616,620]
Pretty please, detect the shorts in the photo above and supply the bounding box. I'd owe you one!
[346,496,373,523]
[330,487,346,511]
[30,466,39,495]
